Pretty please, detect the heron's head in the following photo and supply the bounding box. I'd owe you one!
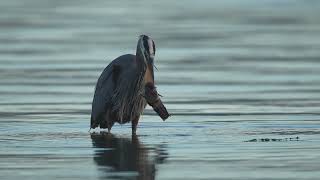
[136,35,156,67]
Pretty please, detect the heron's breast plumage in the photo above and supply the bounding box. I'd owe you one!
[110,59,147,124]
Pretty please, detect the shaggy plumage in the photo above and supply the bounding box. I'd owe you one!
[90,35,169,134]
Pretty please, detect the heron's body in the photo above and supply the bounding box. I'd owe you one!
[91,35,169,134]
[91,54,146,126]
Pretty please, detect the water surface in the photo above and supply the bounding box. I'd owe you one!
[1,0,320,179]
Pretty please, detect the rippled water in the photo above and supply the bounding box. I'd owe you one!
[1,0,320,179]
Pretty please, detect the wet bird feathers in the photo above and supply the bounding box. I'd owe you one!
[91,54,146,128]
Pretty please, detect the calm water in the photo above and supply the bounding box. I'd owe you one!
[1,0,320,179]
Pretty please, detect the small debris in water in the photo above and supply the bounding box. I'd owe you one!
[244,136,300,142]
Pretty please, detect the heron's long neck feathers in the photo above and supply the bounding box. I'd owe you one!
[110,69,146,123]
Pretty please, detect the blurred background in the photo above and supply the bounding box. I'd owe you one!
[1,0,320,180]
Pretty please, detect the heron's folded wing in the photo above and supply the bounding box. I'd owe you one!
[91,63,116,128]
[90,54,136,128]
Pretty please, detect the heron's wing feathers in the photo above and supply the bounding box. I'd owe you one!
[90,54,136,128]
[91,63,116,128]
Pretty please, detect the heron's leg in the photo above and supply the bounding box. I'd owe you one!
[107,121,114,133]
[131,116,140,135]
[104,110,114,133]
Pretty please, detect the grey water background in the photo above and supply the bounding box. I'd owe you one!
[1,0,320,179]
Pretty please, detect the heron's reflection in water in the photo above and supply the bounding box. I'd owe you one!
[91,133,168,180]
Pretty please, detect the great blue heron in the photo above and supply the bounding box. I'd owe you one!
[91,35,169,134]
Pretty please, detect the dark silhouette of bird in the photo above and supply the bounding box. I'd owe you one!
[91,35,169,134]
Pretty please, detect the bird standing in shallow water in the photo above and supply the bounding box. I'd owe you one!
[91,35,169,134]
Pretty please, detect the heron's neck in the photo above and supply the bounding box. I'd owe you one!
[135,49,147,74]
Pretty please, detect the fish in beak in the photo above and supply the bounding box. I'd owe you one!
[144,82,170,120]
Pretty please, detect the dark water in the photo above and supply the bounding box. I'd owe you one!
[1,0,320,179]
